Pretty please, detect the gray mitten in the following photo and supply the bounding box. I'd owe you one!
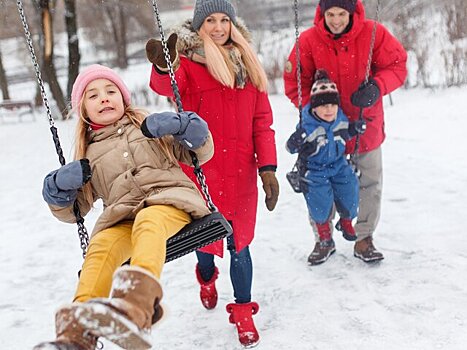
[141,111,209,150]
[42,159,92,207]
[173,111,209,150]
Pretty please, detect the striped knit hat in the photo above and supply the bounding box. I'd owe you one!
[310,69,340,109]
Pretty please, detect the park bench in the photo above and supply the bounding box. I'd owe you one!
[0,99,36,123]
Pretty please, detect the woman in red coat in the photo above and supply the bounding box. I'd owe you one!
[146,0,278,347]
[284,0,407,265]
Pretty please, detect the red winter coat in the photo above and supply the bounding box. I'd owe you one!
[284,0,407,154]
[149,57,277,257]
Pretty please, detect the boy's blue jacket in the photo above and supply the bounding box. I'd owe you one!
[287,105,351,173]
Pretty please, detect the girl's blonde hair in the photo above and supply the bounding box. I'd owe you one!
[73,98,175,209]
[199,23,268,92]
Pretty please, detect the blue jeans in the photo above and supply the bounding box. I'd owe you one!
[196,235,252,304]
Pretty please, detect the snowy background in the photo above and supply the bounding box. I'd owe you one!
[1,60,467,349]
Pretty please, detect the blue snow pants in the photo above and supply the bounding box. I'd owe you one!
[303,160,359,224]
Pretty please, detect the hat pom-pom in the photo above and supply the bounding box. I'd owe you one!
[314,69,329,81]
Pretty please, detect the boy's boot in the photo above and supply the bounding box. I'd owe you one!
[335,218,357,241]
[308,222,336,265]
[195,264,219,309]
[32,304,98,350]
[354,236,384,262]
[226,302,260,348]
[76,266,163,350]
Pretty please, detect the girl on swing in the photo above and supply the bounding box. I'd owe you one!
[35,64,214,350]
[146,0,279,347]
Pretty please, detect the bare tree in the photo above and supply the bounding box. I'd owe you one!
[64,0,80,101]
[36,0,68,118]
[0,48,10,100]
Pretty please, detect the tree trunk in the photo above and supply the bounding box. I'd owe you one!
[0,49,11,100]
[104,2,128,69]
[64,0,80,102]
[39,0,68,118]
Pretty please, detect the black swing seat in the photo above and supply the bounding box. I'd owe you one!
[165,211,232,262]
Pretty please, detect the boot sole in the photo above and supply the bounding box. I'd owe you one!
[353,252,384,263]
[72,301,153,350]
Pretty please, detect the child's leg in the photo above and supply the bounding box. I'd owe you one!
[303,175,334,225]
[332,165,359,220]
[228,235,253,304]
[74,221,133,302]
[131,204,191,278]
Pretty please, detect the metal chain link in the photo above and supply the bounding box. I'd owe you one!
[17,0,90,258]
[364,0,380,84]
[350,0,381,168]
[149,0,183,112]
[293,0,303,127]
[149,0,217,212]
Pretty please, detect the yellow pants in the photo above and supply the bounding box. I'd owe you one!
[74,205,191,302]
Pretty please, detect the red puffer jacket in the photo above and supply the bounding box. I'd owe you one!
[284,0,407,154]
[149,57,277,257]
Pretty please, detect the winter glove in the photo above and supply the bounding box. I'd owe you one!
[350,78,380,108]
[42,159,92,207]
[259,171,279,211]
[145,33,179,72]
[286,127,307,153]
[141,111,209,150]
[348,119,367,137]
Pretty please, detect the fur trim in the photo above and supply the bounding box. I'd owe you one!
[171,17,252,55]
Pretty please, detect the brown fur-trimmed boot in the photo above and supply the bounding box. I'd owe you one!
[33,304,98,350]
[74,266,163,350]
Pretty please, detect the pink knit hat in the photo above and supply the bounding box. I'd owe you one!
[71,64,131,110]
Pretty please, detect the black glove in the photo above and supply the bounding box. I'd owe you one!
[286,127,307,153]
[145,33,179,71]
[55,159,92,191]
[351,78,380,108]
[349,119,367,137]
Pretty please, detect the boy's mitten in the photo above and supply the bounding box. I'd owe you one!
[259,171,279,211]
[286,127,307,153]
[348,119,367,137]
[141,111,209,150]
[42,159,92,207]
[146,33,179,72]
[351,78,380,108]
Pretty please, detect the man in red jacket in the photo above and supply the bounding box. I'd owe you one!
[284,0,407,264]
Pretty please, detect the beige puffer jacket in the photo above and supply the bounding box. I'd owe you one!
[49,116,213,236]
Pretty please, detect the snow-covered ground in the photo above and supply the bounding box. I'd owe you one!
[1,63,466,349]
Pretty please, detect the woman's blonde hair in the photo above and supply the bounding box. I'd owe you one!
[199,22,268,92]
[73,98,175,209]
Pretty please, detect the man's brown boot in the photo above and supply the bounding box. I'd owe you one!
[354,236,384,262]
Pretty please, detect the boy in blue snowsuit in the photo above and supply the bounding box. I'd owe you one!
[286,69,366,265]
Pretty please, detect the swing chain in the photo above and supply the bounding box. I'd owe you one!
[293,0,303,126]
[149,0,183,113]
[17,0,90,258]
[149,0,217,212]
[191,152,217,212]
[351,0,381,166]
[74,202,90,258]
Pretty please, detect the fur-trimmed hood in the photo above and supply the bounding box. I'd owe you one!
[170,17,252,55]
